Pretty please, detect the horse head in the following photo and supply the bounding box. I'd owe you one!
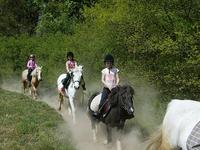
[71,65,83,89]
[32,66,43,81]
[110,85,135,119]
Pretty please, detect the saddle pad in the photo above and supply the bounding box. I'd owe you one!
[90,94,102,112]
[187,121,200,150]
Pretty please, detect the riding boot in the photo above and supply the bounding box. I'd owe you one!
[62,78,68,88]
[93,104,103,119]
[93,110,102,119]
[27,68,33,82]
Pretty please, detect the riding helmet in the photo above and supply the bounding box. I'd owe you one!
[29,54,35,58]
[104,54,114,64]
[66,51,74,58]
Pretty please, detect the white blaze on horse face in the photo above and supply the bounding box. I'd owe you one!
[73,70,82,89]
[130,107,134,113]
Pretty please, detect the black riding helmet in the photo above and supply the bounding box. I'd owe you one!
[29,54,35,59]
[66,51,74,58]
[104,54,114,64]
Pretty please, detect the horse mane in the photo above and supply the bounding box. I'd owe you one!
[109,85,134,107]
[31,68,37,76]
[31,66,42,76]
[73,65,83,72]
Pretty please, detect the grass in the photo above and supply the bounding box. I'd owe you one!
[0,88,75,150]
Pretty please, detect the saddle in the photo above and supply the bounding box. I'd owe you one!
[92,99,111,119]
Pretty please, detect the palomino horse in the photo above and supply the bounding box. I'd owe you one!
[22,66,42,99]
[57,65,83,124]
[147,99,200,150]
[88,85,135,150]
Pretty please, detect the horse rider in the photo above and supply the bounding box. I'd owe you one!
[27,54,37,86]
[61,51,86,94]
[93,54,120,118]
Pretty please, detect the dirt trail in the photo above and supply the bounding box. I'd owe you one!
[1,79,147,150]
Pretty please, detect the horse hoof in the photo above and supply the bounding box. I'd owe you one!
[116,140,122,150]
[103,140,108,145]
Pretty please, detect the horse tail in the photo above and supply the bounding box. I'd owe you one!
[146,127,170,150]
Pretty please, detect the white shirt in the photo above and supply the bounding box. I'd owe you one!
[101,67,119,89]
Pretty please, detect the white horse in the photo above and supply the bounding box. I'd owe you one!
[22,66,43,99]
[147,99,200,150]
[57,65,83,124]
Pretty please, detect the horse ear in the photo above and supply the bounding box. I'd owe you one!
[78,65,83,71]
[79,65,83,69]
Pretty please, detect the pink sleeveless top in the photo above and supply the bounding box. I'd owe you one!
[66,60,76,70]
[27,60,37,70]
[101,67,119,89]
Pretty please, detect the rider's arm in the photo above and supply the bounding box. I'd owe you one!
[74,61,77,68]
[66,61,70,72]
[27,60,30,68]
[101,73,110,89]
[116,73,119,85]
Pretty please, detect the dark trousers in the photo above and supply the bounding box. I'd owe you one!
[63,73,71,88]
[99,87,111,110]
[27,68,33,82]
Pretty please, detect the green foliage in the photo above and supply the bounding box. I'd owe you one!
[0,0,97,35]
[0,0,199,100]
[0,0,39,36]
[0,89,75,150]
[0,34,68,84]
[36,1,74,35]
[63,0,200,100]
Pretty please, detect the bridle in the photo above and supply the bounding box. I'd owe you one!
[70,72,81,88]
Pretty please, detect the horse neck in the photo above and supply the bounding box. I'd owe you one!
[67,78,76,90]
[109,97,127,119]
[31,68,40,80]
[31,68,37,76]
[104,106,124,127]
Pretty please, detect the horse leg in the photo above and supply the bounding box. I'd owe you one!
[29,83,32,96]
[58,93,63,111]
[69,96,76,124]
[32,85,37,99]
[104,125,112,144]
[91,118,97,142]
[22,81,26,94]
[67,99,72,115]
[34,89,38,99]
[116,128,122,150]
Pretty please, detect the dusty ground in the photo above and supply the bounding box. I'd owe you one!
[1,79,149,150]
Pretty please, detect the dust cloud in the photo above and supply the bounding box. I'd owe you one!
[1,78,161,150]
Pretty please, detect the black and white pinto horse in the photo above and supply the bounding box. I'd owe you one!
[88,85,135,150]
